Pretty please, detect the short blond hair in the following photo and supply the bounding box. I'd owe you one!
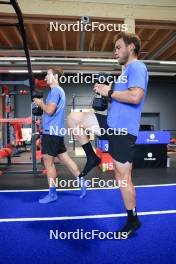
[47,66,64,77]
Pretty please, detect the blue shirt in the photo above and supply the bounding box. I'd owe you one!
[107,60,149,136]
[43,85,65,136]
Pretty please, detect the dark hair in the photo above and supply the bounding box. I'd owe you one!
[113,32,141,56]
[47,66,64,77]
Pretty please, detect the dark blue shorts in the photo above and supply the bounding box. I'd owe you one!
[41,134,67,157]
[95,113,137,163]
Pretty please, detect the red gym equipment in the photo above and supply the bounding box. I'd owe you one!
[0,83,46,176]
[96,147,114,172]
[0,146,12,159]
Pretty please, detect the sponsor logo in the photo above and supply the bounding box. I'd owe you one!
[146,133,159,143]
[144,152,156,161]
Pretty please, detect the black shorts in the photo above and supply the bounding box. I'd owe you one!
[41,134,67,157]
[95,113,137,163]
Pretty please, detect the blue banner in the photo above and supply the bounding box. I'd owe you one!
[136,131,170,144]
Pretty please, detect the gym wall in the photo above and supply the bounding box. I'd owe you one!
[1,74,175,149]
[12,75,176,131]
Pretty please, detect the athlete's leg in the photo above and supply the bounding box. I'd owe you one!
[67,112,101,177]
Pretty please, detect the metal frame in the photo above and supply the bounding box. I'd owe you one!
[0,0,42,175]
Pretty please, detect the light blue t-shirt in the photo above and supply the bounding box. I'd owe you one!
[43,85,65,136]
[107,60,149,136]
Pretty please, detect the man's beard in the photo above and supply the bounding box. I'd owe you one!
[118,53,129,65]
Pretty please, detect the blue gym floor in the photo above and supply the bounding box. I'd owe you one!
[0,185,176,264]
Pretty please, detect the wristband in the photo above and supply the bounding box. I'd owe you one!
[108,89,114,100]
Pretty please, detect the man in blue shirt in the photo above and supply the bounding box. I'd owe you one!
[33,66,86,203]
[67,32,148,238]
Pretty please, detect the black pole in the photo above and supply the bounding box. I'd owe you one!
[9,0,37,173]
[72,96,76,151]
[10,0,34,98]
[4,94,11,165]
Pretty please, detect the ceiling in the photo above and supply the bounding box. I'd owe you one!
[0,13,176,74]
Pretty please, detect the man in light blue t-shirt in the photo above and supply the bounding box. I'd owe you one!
[42,78,65,137]
[108,59,148,136]
[33,66,86,203]
[68,32,148,238]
